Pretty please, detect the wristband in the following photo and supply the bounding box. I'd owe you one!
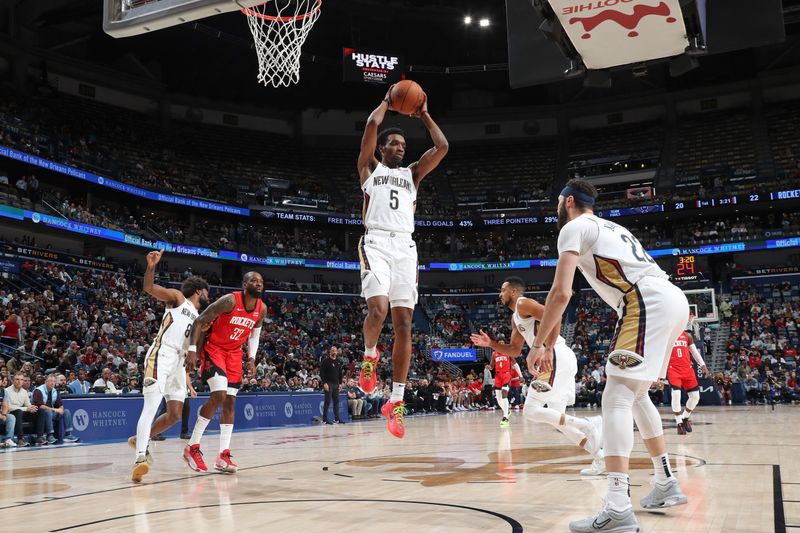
[188,345,197,352]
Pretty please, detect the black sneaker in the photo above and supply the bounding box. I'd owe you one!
[151,433,166,441]
[180,433,191,439]
[323,420,333,425]
[677,422,687,435]
[334,420,345,424]
[683,418,692,433]
[36,436,48,445]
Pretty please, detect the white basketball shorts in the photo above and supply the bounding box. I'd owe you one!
[143,347,187,402]
[526,343,578,409]
[606,276,690,383]
[359,230,418,309]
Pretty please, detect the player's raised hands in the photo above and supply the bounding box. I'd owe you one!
[470,329,492,348]
[410,91,427,118]
[146,249,164,268]
[383,84,396,110]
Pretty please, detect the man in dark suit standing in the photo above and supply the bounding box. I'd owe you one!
[321,346,344,424]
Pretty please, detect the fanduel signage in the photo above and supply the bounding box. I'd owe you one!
[432,348,477,362]
[547,0,688,69]
[343,48,404,85]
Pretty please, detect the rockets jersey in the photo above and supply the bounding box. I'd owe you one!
[557,213,668,310]
[510,363,521,386]
[494,353,511,374]
[205,292,263,353]
[669,331,693,371]
[362,162,417,234]
[513,297,566,348]
[145,298,199,358]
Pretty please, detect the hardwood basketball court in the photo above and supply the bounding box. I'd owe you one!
[0,406,796,532]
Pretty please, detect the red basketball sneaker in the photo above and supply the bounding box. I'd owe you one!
[215,449,238,473]
[183,444,208,472]
[359,350,379,393]
[384,401,407,439]
[381,399,395,419]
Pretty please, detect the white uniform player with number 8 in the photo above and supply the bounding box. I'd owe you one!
[129,250,209,483]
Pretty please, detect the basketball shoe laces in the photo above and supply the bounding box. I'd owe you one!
[361,358,375,380]
[191,445,206,467]
[392,403,407,426]
[221,450,234,462]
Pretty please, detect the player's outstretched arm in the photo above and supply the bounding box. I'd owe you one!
[470,322,525,357]
[246,305,267,377]
[143,250,183,308]
[357,87,394,184]
[185,293,235,373]
[410,94,449,187]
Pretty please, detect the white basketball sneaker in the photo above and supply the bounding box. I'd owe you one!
[640,478,688,509]
[581,448,606,476]
[569,502,640,533]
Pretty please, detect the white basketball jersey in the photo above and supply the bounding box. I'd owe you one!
[146,298,199,358]
[513,297,566,347]
[557,213,668,310]
[362,162,417,234]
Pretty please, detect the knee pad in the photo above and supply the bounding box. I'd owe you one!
[633,394,664,440]
[671,388,682,413]
[601,376,639,457]
[686,390,700,410]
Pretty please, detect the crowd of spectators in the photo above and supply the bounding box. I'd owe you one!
[716,281,800,404]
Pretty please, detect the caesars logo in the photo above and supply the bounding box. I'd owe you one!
[244,403,255,421]
[284,401,294,419]
[73,409,90,432]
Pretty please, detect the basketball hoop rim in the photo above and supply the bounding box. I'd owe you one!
[240,0,322,21]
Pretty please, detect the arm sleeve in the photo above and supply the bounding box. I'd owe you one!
[689,343,706,367]
[247,327,262,360]
[557,216,600,256]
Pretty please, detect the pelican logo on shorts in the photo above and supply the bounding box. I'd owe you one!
[518,325,526,332]
[284,401,294,418]
[609,352,644,369]
[73,409,90,432]
[244,403,254,421]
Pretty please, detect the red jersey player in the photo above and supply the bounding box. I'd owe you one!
[490,351,512,427]
[183,272,266,473]
[666,329,709,435]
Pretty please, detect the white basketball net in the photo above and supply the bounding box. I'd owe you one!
[242,0,321,88]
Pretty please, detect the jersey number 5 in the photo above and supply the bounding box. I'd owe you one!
[230,328,246,341]
[621,234,655,264]
[389,189,399,210]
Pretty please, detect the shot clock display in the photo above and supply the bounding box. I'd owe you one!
[674,255,707,281]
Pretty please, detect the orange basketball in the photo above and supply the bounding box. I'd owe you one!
[389,80,425,115]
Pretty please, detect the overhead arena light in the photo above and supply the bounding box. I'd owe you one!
[479,18,490,27]
[464,15,472,25]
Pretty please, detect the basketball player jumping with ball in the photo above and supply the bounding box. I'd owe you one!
[356,82,448,439]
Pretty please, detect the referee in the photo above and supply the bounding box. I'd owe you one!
[321,346,344,424]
